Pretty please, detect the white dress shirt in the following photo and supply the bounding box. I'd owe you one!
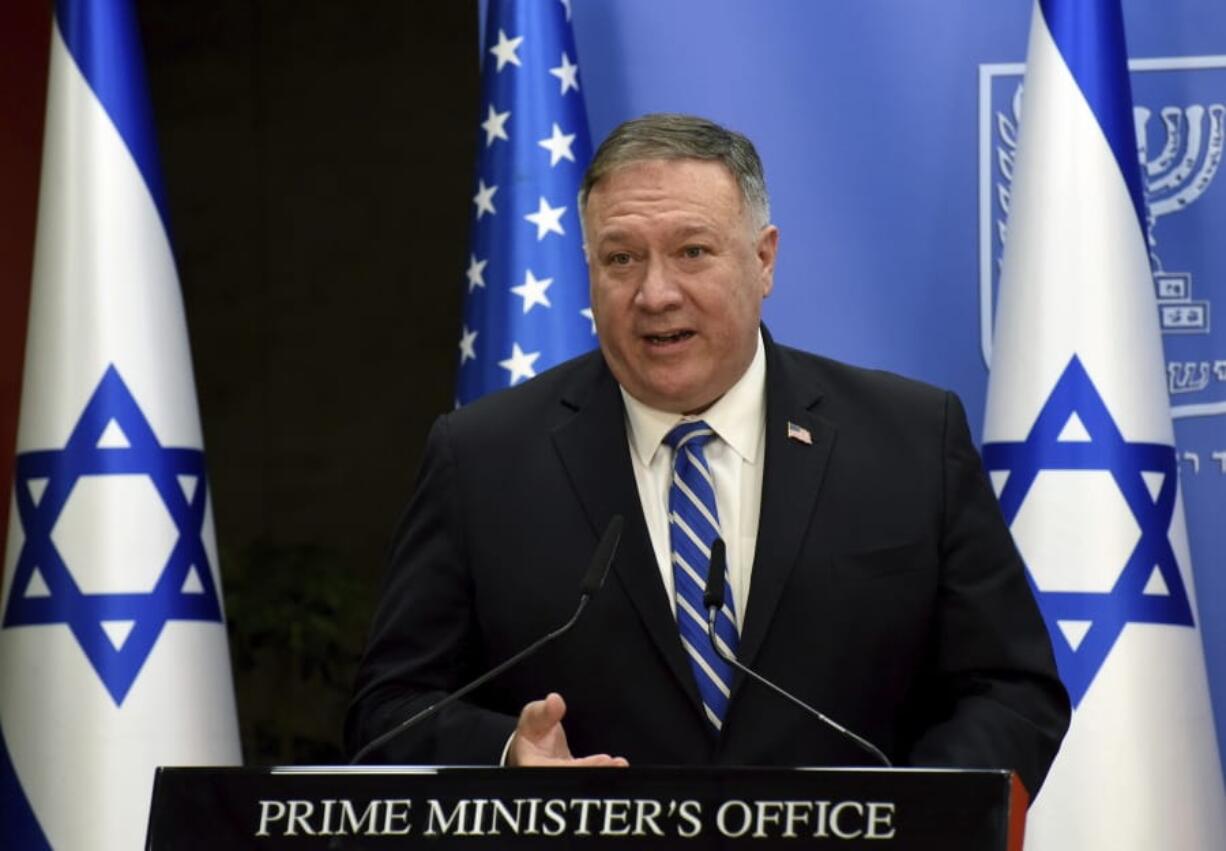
[619,332,767,628]
[501,334,767,763]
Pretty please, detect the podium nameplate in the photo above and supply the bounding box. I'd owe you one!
[146,765,1025,849]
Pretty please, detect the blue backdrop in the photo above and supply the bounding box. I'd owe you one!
[485,0,1226,770]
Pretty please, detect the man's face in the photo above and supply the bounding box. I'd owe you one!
[584,158,779,414]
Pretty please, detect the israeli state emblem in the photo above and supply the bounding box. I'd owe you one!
[980,56,1226,415]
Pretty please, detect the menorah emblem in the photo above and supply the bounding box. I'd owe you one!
[982,57,1226,417]
[1138,103,1224,335]
[994,86,1223,339]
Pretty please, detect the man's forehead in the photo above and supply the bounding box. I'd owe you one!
[589,156,738,194]
[584,158,744,227]
[593,219,723,245]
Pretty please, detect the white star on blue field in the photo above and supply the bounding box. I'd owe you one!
[982,355,1194,706]
[2,365,223,705]
[457,0,595,404]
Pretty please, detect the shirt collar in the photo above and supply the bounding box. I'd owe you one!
[620,330,766,466]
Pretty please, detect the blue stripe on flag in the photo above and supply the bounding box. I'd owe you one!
[0,730,51,850]
[55,0,170,229]
[1037,0,1147,227]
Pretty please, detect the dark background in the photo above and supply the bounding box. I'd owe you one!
[136,1,480,763]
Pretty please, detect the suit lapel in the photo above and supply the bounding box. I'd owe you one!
[736,338,836,673]
[550,360,704,716]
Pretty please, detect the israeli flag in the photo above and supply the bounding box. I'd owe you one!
[982,1,1226,847]
[0,2,241,848]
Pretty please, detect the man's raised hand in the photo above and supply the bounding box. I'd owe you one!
[507,693,629,767]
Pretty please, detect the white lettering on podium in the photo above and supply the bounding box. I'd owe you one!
[571,798,601,836]
[252,794,898,840]
[676,800,702,838]
[542,798,568,836]
[783,800,813,838]
[255,800,285,836]
[601,798,632,836]
[753,800,785,838]
[813,799,834,837]
[336,799,380,835]
[866,801,897,839]
[380,799,412,836]
[716,800,752,837]
[634,798,666,836]
[830,801,864,839]
[425,799,467,836]
[286,800,315,835]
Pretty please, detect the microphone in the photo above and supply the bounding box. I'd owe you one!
[704,538,892,768]
[350,515,624,765]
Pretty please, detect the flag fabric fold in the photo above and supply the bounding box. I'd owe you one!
[982,1,1226,847]
[456,0,596,405]
[0,1,241,848]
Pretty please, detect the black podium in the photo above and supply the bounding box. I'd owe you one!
[146,765,1026,849]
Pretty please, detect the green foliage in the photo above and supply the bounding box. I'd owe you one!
[222,540,374,765]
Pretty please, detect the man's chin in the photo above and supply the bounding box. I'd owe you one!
[633,379,722,415]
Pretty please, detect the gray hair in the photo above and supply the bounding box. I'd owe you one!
[579,113,771,231]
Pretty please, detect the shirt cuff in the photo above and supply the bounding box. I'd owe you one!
[499,731,515,766]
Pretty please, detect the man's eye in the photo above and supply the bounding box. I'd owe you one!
[682,245,706,259]
[608,252,632,265]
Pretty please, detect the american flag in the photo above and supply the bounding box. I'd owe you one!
[456,0,595,405]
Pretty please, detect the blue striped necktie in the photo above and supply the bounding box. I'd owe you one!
[664,420,739,732]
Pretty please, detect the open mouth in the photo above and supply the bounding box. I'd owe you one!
[644,330,694,345]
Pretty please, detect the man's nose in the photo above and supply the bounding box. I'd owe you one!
[634,257,683,312]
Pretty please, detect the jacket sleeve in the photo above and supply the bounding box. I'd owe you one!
[904,391,1071,797]
[344,414,517,764]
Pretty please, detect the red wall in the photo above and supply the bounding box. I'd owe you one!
[0,6,51,574]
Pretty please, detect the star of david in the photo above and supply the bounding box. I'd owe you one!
[2,365,223,705]
[981,355,1194,707]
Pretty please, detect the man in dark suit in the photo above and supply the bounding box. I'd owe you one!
[346,114,1069,797]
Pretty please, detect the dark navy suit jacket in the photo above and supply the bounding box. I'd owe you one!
[345,330,1069,795]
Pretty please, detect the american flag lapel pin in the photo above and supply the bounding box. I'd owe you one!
[786,421,812,445]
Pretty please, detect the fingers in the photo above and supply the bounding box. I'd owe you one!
[508,693,572,766]
[568,754,630,768]
[509,693,628,767]
[518,692,566,738]
[517,752,629,768]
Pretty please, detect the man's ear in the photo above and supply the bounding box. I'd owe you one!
[756,225,780,297]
